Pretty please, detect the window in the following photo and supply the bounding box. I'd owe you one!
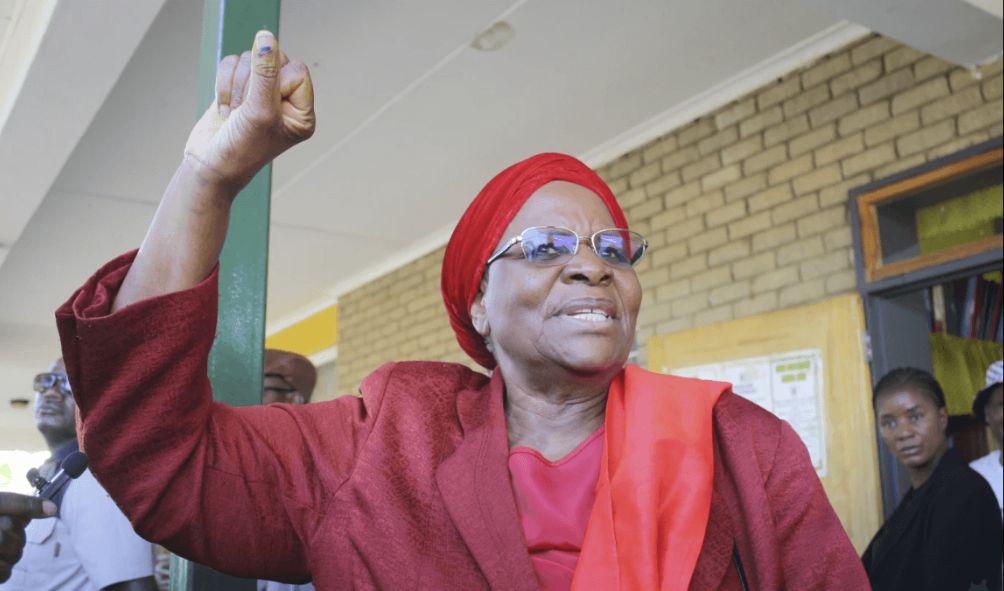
[856,146,1002,282]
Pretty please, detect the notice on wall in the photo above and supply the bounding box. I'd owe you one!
[669,349,827,476]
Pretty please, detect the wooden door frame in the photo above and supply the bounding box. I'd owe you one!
[849,136,1003,517]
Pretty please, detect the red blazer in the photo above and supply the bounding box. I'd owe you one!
[56,252,869,590]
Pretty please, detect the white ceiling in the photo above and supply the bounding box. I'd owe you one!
[0,0,1000,451]
[28,0,852,330]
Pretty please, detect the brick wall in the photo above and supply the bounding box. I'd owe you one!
[337,248,482,391]
[337,35,1003,392]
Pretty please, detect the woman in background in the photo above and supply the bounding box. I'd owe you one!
[863,367,1002,591]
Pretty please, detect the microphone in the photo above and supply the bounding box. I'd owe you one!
[33,451,89,501]
[26,467,47,490]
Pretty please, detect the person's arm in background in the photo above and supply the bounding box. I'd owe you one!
[112,28,314,311]
[0,493,55,582]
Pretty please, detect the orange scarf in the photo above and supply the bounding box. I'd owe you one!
[572,365,726,590]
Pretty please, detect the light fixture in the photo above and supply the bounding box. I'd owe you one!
[471,21,515,52]
[9,398,30,409]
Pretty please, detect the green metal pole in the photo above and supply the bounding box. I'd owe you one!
[169,1,279,590]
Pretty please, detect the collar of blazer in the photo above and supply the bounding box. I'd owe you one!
[434,370,539,591]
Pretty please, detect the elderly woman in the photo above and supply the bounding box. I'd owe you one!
[55,32,867,590]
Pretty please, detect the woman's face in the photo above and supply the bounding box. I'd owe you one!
[875,385,948,472]
[472,181,642,377]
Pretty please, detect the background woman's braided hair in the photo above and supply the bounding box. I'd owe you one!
[873,367,947,409]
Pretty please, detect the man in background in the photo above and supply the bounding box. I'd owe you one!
[262,349,318,406]
[259,349,317,591]
[0,359,158,591]
[970,359,1003,512]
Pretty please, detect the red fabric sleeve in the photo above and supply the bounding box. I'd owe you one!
[765,421,871,590]
[55,251,389,582]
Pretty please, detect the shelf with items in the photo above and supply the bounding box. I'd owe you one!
[927,273,1003,343]
[924,271,1002,461]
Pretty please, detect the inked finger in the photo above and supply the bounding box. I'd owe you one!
[231,50,252,111]
[245,30,281,116]
[215,54,239,119]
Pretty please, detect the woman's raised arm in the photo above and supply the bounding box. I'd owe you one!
[55,31,327,579]
[112,29,315,312]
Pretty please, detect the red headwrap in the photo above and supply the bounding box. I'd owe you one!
[441,153,630,369]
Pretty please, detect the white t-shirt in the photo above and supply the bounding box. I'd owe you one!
[970,450,1004,514]
[0,469,155,591]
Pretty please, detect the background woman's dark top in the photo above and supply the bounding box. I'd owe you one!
[862,448,1002,591]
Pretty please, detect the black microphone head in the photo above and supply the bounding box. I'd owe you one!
[61,451,89,478]
[26,467,47,490]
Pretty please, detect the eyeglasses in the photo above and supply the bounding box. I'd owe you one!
[263,374,305,404]
[485,226,648,268]
[33,373,72,397]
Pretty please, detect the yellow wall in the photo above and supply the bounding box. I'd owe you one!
[648,294,883,552]
[265,305,338,357]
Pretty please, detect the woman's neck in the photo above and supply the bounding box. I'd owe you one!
[501,366,613,462]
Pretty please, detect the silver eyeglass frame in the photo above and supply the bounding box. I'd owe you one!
[485,225,648,268]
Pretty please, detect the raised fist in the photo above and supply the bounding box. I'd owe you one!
[184,30,315,195]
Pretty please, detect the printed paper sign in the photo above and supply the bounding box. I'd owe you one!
[669,349,827,476]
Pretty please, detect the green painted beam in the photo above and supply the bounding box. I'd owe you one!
[170,1,280,590]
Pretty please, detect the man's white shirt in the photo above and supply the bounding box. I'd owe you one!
[258,581,315,591]
[0,468,154,591]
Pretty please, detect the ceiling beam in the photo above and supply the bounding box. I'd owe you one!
[0,0,166,266]
[801,0,1003,67]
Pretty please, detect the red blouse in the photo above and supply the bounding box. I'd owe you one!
[508,427,604,591]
